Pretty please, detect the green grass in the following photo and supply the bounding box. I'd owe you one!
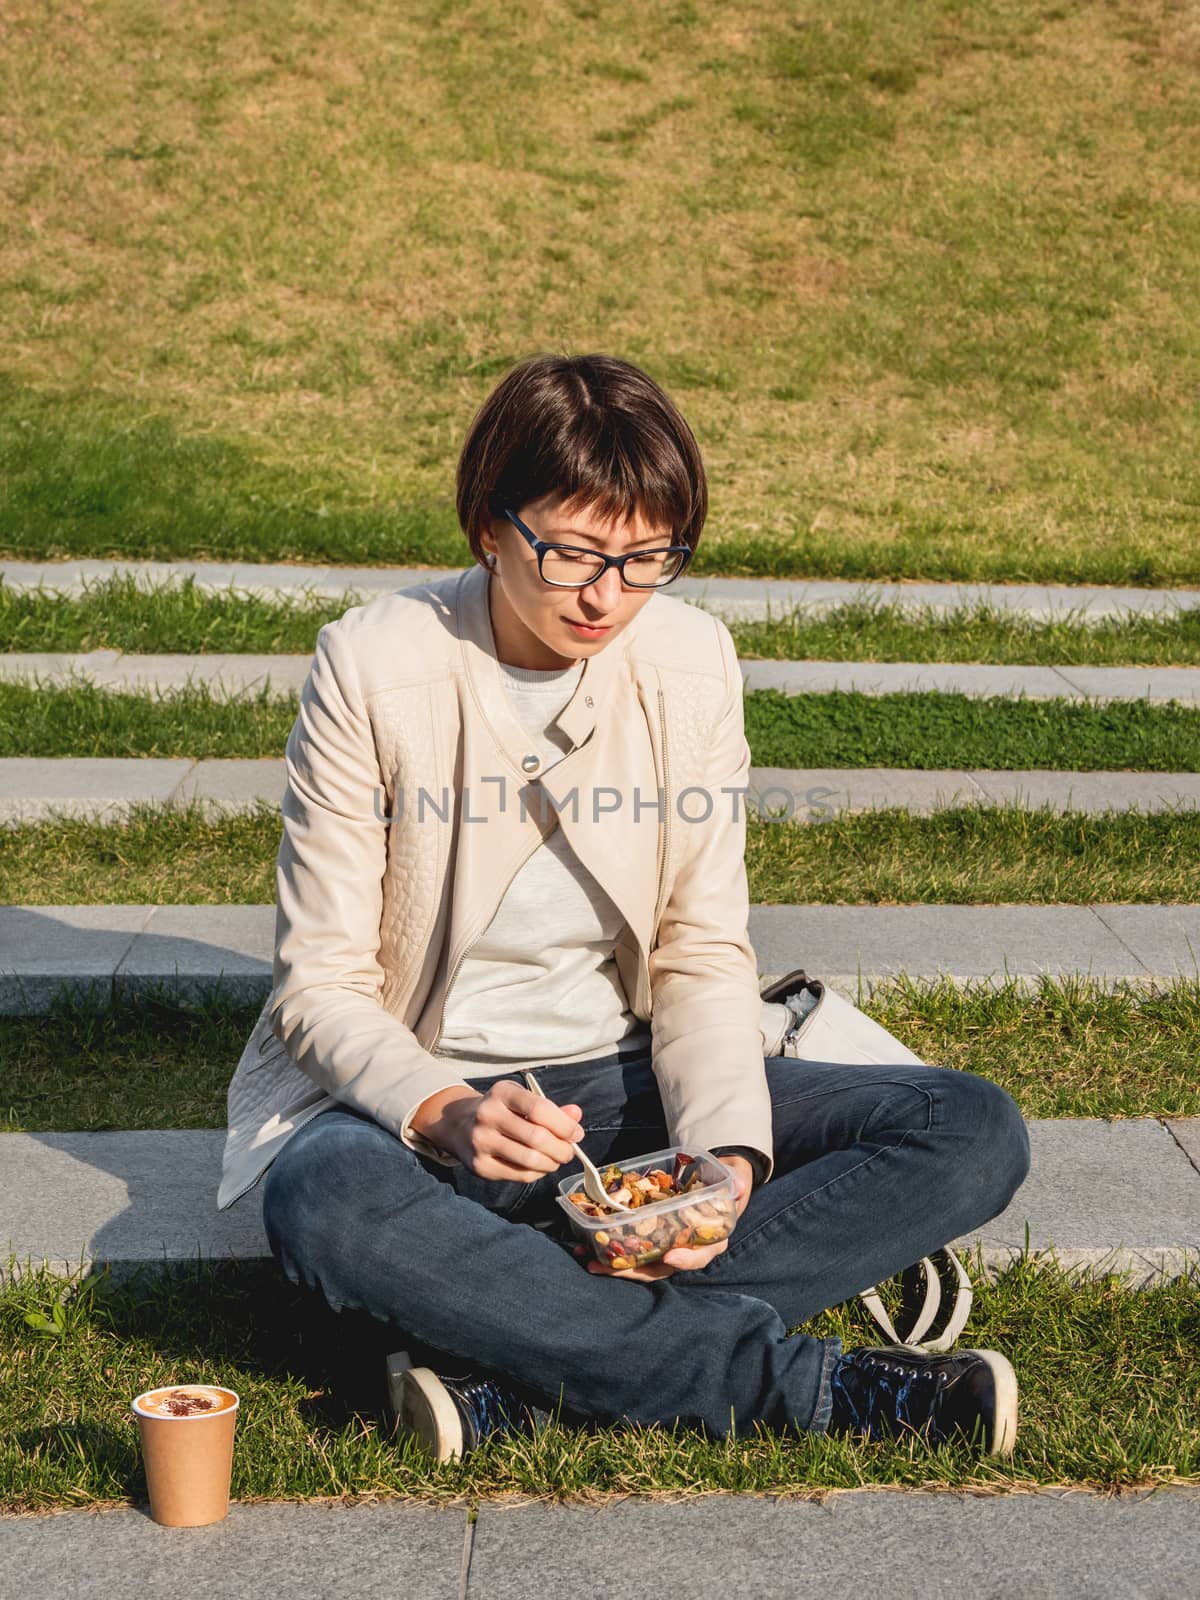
[7,578,1200,665]
[0,576,339,656]
[2,1252,1197,1512]
[0,682,298,759]
[745,807,1200,907]
[743,690,1200,772]
[4,977,1199,1130]
[6,680,1200,768]
[0,989,250,1133]
[3,1,1200,581]
[5,802,1200,910]
[734,603,1200,668]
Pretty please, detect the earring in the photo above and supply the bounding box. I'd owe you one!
[486,553,497,568]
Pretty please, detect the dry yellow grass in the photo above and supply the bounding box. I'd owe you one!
[2,0,1198,576]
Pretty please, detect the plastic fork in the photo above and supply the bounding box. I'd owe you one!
[521,1070,632,1213]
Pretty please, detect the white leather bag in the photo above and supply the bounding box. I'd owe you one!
[777,974,925,1068]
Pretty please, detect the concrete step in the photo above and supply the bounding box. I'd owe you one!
[5,757,1200,825]
[3,1119,1197,1288]
[4,557,1200,621]
[0,650,310,696]
[741,659,1200,703]
[0,757,285,824]
[4,1490,1200,1598]
[3,903,1199,1014]
[5,650,1200,704]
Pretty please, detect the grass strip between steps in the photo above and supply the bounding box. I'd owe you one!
[1,1251,1196,1511]
[5,680,1200,769]
[3,977,1199,1128]
[6,578,1200,667]
[4,802,1200,908]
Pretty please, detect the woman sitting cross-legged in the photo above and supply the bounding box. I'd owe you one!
[217,352,1031,1463]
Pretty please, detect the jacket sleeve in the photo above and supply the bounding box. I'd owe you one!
[270,619,475,1166]
[647,619,775,1181]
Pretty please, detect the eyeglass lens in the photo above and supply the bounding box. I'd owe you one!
[540,548,685,587]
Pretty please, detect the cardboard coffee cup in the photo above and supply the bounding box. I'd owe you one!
[131,1384,239,1527]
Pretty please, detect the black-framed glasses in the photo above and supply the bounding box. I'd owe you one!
[501,507,693,589]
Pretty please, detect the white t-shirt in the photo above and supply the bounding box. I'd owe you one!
[431,658,652,1070]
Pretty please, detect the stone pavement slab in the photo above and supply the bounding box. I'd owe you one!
[4,1490,1199,1599]
[0,1130,270,1281]
[0,650,121,686]
[2,559,253,594]
[739,658,1200,703]
[746,903,1154,989]
[6,558,1200,621]
[8,902,1199,1015]
[89,653,312,697]
[8,652,1200,704]
[3,1120,1197,1287]
[112,905,275,1006]
[754,768,1200,816]
[0,652,310,696]
[967,770,1200,813]
[9,760,1200,824]
[467,1489,1200,1600]
[0,758,194,824]
[1168,1121,1200,1176]
[1055,664,1200,702]
[740,659,1079,699]
[747,767,991,815]
[170,758,288,815]
[0,559,460,601]
[0,905,272,1014]
[1090,906,1200,983]
[966,1120,1200,1286]
[0,905,154,1014]
[0,1498,466,1599]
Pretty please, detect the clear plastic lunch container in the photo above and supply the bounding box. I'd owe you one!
[555,1145,738,1270]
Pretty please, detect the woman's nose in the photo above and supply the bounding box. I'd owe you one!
[582,563,626,609]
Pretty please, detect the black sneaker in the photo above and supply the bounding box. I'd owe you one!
[385,1351,551,1462]
[828,1345,1018,1457]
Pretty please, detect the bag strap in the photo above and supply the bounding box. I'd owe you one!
[858,1247,973,1354]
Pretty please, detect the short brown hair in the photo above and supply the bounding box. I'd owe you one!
[456,353,707,566]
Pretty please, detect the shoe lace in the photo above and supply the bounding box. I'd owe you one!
[446,1376,530,1445]
[833,1352,949,1438]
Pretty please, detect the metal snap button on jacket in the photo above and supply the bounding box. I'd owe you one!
[521,754,540,773]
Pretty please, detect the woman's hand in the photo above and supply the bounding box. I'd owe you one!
[434,1081,585,1181]
[579,1156,755,1281]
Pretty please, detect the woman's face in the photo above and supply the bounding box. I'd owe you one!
[478,492,671,670]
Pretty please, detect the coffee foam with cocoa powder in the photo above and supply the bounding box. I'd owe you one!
[133,1385,239,1419]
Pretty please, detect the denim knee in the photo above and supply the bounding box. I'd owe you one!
[261,1111,376,1277]
[942,1070,1031,1214]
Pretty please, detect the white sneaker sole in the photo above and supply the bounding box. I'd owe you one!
[385,1352,466,1462]
[969,1348,1019,1458]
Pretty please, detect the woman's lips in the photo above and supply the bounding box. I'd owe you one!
[565,619,612,634]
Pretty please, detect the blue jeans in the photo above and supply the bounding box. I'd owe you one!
[261,1048,1030,1440]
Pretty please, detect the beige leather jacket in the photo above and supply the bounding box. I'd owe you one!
[216,562,775,1211]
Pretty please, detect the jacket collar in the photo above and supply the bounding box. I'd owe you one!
[455,562,651,763]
